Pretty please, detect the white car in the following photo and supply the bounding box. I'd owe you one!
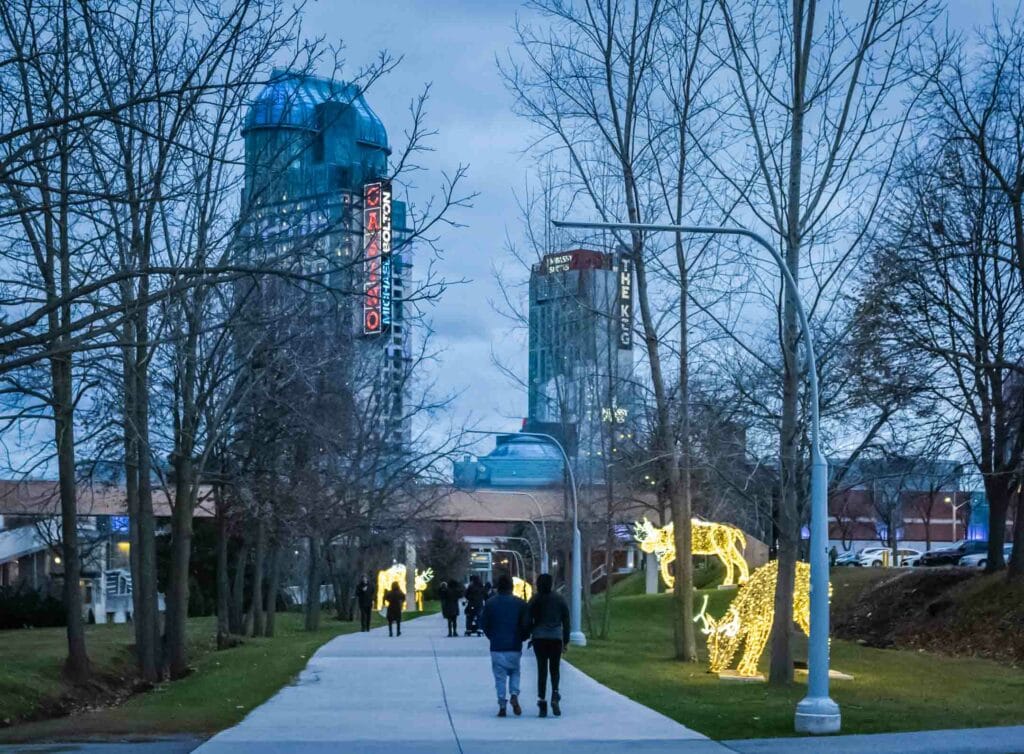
[959,544,1012,569]
[857,547,921,567]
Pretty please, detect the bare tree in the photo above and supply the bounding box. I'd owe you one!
[711,0,938,683]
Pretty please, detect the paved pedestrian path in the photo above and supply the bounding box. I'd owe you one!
[192,611,724,754]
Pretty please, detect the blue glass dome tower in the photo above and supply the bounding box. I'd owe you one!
[239,70,411,449]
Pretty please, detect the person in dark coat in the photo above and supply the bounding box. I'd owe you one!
[480,575,527,717]
[464,575,485,636]
[383,581,405,637]
[524,573,570,717]
[355,575,374,632]
[440,580,462,637]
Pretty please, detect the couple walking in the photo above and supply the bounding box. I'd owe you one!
[480,573,569,719]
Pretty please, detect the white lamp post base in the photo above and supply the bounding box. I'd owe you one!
[794,696,841,734]
[569,630,587,647]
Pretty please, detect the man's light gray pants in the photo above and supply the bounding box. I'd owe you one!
[490,650,521,706]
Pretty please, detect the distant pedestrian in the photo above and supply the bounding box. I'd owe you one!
[484,581,494,601]
[355,575,374,632]
[464,575,485,636]
[829,546,838,567]
[480,575,527,717]
[440,580,462,637]
[525,573,569,717]
[383,581,405,637]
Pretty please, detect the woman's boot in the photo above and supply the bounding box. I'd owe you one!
[551,691,561,717]
[537,699,548,718]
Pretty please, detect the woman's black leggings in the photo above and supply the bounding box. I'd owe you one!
[446,616,458,635]
[533,638,563,699]
[388,616,401,635]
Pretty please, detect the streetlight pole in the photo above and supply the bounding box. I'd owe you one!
[468,429,586,646]
[552,218,840,734]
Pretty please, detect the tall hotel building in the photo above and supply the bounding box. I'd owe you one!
[527,249,636,478]
[239,70,411,447]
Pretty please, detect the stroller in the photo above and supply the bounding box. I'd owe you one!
[463,598,484,636]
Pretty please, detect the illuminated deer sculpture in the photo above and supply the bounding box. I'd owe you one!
[632,517,750,587]
[375,565,434,611]
[693,560,815,677]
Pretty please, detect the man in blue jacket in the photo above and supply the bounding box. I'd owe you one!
[480,574,527,717]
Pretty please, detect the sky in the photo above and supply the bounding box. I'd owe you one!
[304,0,1002,450]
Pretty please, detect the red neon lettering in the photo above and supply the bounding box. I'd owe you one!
[365,184,381,207]
[366,209,380,231]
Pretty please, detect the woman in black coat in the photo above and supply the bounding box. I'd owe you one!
[383,581,405,637]
[439,581,462,637]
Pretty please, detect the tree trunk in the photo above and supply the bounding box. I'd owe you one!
[983,475,1010,573]
[304,535,321,631]
[632,245,698,661]
[249,517,266,637]
[165,457,196,677]
[264,541,282,637]
[229,534,249,635]
[215,487,231,648]
[768,0,811,687]
[52,356,89,681]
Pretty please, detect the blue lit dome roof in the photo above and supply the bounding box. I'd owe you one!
[243,69,389,150]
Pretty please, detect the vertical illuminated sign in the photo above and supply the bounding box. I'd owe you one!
[363,180,393,336]
[618,259,632,349]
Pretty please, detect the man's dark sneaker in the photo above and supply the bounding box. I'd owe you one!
[510,694,522,716]
[551,691,561,717]
[538,699,548,718]
[497,706,507,718]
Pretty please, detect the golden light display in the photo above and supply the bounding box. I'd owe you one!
[375,565,434,611]
[693,560,822,677]
[512,576,533,602]
[633,518,750,587]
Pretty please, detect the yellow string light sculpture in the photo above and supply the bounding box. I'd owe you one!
[512,576,533,601]
[375,565,434,611]
[693,560,825,677]
[633,518,750,587]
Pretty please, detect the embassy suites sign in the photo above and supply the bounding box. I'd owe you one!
[363,180,393,335]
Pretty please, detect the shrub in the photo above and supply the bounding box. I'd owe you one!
[0,583,66,629]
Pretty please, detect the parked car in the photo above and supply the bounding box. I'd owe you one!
[858,547,922,567]
[959,544,1013,569]
[848,547,888,566]
[918,540,988,567]
[834,550,861,566]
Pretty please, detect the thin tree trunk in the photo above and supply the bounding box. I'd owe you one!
[215,486,231,648]
[264,541,281,637]
[229,533,249,635]
[165,457,196,677]
[768,0,811,687]
[53,357,89,681]
[304,535,321,631]
[249,516,266,637]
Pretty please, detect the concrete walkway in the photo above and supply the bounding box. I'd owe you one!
[192,611,724,754]
[727,726,1024,754]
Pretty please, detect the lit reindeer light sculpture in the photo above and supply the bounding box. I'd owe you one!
[512,576,533,601]
[376,565,434,611]
[632,517,750,588]
[693,560,819,678]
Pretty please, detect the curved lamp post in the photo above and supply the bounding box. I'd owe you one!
[471,489,551,572]
[468,429,586,646]
[551,218,839,734]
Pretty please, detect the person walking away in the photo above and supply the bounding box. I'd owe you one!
[383,581,405,637]
[525,573,570,717]
[440,580,461,637]
[464,575,485,636]
[480,575,527,718]
[355,575,374,632]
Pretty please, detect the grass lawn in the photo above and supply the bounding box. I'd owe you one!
[572,583,1024,740]
[0,604,436,742]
